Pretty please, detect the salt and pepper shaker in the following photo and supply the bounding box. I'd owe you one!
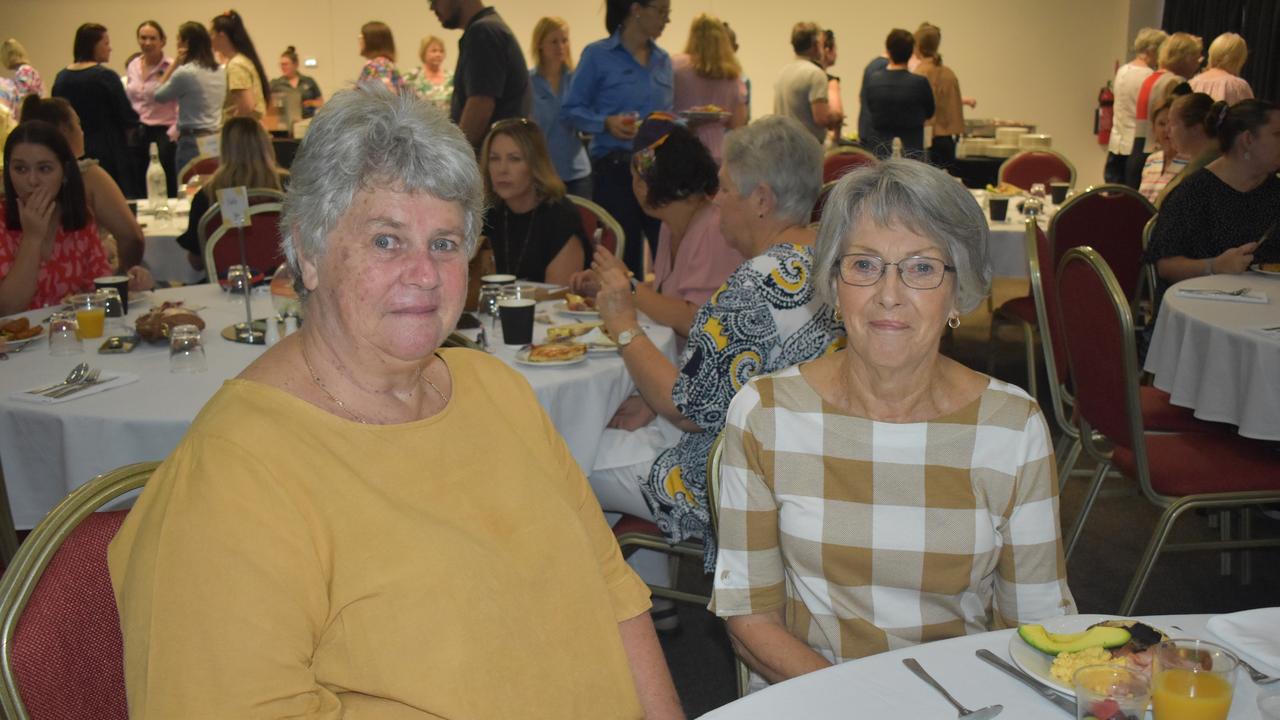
[264,314,281,346]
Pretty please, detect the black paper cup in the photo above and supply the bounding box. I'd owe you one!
[1050,182,1070,204]
[988,196,1010,222]
[498,298,535,345]
[95,275,131,314]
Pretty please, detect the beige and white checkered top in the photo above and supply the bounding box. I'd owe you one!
[712,365,1076,667]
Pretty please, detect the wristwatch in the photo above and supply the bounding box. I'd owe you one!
[616,327,645,348]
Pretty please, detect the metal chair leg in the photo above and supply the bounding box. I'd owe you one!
[1022,322,1038,401]
[1219,510,1233,576]
[1241,508,1253,585]
[1065,461,1109,559]
[1057,438,1082,493]
[1118,496,1199,615]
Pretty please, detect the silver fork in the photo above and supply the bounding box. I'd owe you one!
[46,368,101,398]
[1181,287,1252,296]
[1239,656,1280,685]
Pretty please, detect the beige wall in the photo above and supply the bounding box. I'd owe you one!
[6,0,1140,186]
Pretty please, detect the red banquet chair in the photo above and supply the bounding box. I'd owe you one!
[568,195,626,262]
[1055,247,1280,614]
[201,202,286,280]
[822,146,878,184]
[177,155,219,185]
[0,462,159,720]
[810,180,838,224]
[196,188,286,264]
[997,149,1075,192]
[1050,184,1155,315]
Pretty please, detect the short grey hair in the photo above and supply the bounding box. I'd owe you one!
[721,115,822,226]
[281,85,484,296]
[813,158,991,313]
[1132,27,1167,57]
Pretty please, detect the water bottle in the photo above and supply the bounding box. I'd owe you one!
[891,137,904,159]
[145,143,170,218]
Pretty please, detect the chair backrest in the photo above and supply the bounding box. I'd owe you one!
[567,195,626,264]
[196,188,287,254]
[1139,213,1159,311]
[810,180,839,224]
[704,431,725,534]
[1049,184,1155,303]
[822,146,878,184]
[0,462,158,720]
[998,149,1076,191]
[1056,248,1147,458]
[442,332,481,350]
[202,202,285,280]
[177,155,219,185]
[1023,218,1073,435]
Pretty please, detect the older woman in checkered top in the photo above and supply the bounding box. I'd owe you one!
[711,158,1076,690]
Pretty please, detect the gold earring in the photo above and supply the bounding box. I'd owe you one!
[947,316,960,329]
[833,307,843,322]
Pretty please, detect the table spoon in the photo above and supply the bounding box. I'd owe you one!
[28,362,90,394]
[903,658,1003,719]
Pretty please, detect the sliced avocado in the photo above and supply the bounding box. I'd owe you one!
[1018,624,1131,656]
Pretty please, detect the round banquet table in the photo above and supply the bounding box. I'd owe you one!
[0,285,674,529]
[1143,272,1280,441]
[138,197,207,286]
[699,614,1265,719]
[969,190,1059,279]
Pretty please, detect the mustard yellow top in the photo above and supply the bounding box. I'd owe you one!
[108,348,651,719]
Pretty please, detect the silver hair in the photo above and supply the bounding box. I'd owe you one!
[812,158,991,313]
[721,115,822,226]
[280,84,484,297]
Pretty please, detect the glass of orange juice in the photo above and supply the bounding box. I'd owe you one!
[69,293,105,339]
[1151,639,1238,720]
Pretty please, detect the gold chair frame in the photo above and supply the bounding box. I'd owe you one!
[704,431,752,698]
[195,188,287,252]
[567,195,626,267]
[0,462,158,720]
[1056,248,1280,614]
[177,155,218,185]
[1049,184,1156,322]
[201,202,286,279]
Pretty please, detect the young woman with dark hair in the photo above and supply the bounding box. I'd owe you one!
[271,46,323,119]
[210,10,270,121]
[155,22,226,175]
[52,23,140,197]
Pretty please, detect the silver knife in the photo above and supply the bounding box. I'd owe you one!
[975,649,1076,716]
[48,378,110,399]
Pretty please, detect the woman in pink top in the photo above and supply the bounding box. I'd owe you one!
[1189,33,1253,105]
[671,14,746,163]
[572,113,742,336]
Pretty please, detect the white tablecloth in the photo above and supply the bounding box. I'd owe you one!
[0,286,674,528]
[970,190,1057,279]
[700,614,1264,719]
[1144,273,1280,441]
[138,197,206,286]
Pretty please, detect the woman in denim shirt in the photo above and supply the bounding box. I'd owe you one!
[529,17,591,199]
[562,0,673,278]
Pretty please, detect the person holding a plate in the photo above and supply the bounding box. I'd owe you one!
[108,86,685,719]
[587,116,844,621]
[671,14,746,163]
[711,158,1076,690]
[1145,98,1280,293]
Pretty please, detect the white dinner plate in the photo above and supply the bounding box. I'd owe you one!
[553,300,600,318]
[1250,266,1280,277]
[1008,614,1159,698]
[1,333,44,351]
[514,346,588,367]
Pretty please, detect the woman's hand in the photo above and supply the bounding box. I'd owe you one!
[17,187,57,250]
[1211,241,1259,275]
[605,114,638,140]
[569,269,601,297]
[594,263,638,335]
[607,395,658,430]
[127,265,156,291]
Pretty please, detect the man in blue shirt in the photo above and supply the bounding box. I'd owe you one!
[430,0,531,149]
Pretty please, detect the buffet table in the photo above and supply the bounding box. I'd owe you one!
[1144,273,1280,441]
[0,285,674,528]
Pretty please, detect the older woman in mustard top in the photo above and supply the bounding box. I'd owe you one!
[108,87,684,720]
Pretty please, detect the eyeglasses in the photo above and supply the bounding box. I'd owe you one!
[837,253,956,289]
[489,117,532,132]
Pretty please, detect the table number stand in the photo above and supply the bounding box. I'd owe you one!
[217,187,264,344]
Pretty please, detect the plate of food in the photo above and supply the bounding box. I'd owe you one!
[1010,615,1169,699]
[1250,262,1280,277]
[984,181,1026,196]
[679,105,731,123]
[515,342,589,366]
[555,293,600,318]
[1,317,44,348]
[545,320,603,341]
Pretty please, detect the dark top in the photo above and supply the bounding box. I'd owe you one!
[269,74,323,118]
[1144,168,1280,280]
[52,65,140,195]
[861,68,934,158]
[857,56,889,144]
[451,7,531,145]
[481,196,588,282]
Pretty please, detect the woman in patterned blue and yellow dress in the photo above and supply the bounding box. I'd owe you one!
[590,115,845,586]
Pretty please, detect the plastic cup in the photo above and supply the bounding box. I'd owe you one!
[1051,182,1071,204]
[48,311,82,356]
[498,298,535,345]
[988,195,1011,222]
[70,293,105,339]
[168,324,207,373]
[94,275,131,314]
[1074,665,1150,720]
[1151,639,1237,720]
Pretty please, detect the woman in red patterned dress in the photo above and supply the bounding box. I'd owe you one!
[1,120,113,313]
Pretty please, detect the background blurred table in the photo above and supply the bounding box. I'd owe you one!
[0,287,671,529]
[1144,273,1280,441]
[700,614,1264,719]
[970,190,1059,279]
[138,197,206,286]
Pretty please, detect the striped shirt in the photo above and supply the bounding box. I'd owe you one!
[712,367,1075,673]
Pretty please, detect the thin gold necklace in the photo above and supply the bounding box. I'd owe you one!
[301,346,448,424]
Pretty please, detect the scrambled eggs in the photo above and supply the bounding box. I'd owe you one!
[1049,646,1126,684]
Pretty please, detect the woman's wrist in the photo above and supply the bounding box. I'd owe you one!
[1205,257,1215,275]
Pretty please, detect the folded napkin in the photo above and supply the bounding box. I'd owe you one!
[1176,287,1268,303]
[1206,606,1280,676]
[13,371,140,405]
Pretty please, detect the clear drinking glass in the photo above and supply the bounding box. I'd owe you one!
[1074,665,1150,720]
[95,288,126,335]
[169,324,207,373]
[69,293,105,339]
[1151,639,1238,720]
[226,264,252,300]
[477,284,502,328]
[48,311,82,356]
